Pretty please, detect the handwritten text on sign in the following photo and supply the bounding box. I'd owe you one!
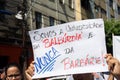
[29,19,108,79]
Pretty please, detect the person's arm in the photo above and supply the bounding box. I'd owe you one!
[105,54,120,80]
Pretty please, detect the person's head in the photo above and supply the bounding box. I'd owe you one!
[5,63,23,80]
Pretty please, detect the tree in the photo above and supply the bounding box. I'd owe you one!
[104,19,120,53]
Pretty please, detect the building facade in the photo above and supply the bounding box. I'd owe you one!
[27,0,75,30]
[79,0,120,20]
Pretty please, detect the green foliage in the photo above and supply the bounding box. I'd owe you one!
[104,19,120,53]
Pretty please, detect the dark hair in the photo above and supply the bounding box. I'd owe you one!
[5,62,22,76]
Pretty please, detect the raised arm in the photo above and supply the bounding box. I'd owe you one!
[105,54,120,80]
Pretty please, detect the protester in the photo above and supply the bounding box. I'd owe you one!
[25,54,120,80]
[5,62,24,80]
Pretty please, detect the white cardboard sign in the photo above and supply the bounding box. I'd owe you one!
[113,35,120,61]
[29,19,108,79]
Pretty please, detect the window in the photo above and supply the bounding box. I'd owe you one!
[35,12,42,29]
[95,5,99,13]
[0,0,6,22]
[118,6,120,15]
[109,0,113,8]
[60,20,66,24]
[69,0,74,9]
[49,0,55,2]
[49,16,55,26]
[81,0,90,10]
[111,15,114,18]
[59,0,65,4]
[101,8,106,15]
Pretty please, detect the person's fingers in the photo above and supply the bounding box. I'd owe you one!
[26,68,34,76]
[104,53,112,58]
[106,55,120,74]
[111,60,120,74]
[25,70,32,80]
[29,61,35,70]
[106,54,112,64]
[105,54,115,72]
[28,66,35,75]
[26,61,35,76]
[29,64,35,71]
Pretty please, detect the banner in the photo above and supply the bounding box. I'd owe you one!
[113,35,120,61]
[29,19,108,79]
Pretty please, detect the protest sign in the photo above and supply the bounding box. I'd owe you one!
[113,35,120,61]
[29,18,108,79]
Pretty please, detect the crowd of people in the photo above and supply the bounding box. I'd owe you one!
[0,53,120,80]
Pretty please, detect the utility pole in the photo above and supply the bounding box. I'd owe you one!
[19,0,28,77]
[22,0,27,63]
[89,0,95,18]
